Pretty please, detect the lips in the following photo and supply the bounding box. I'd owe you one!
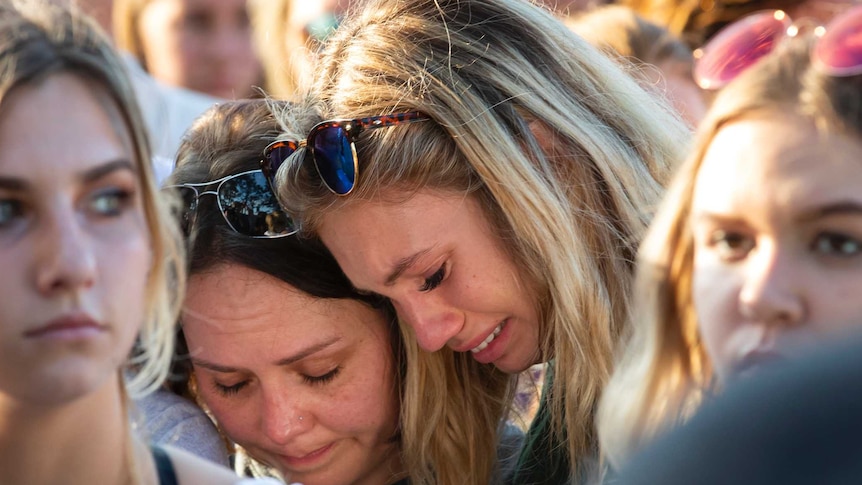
[24,314,106,339]
[471,322,504,353]
[277,442,335,470]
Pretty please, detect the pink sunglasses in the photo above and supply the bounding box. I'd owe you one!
[693,5,862,90]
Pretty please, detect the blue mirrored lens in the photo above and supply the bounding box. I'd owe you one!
[265,144,296,182]
[313,126,355,195]
[219,172,295,237]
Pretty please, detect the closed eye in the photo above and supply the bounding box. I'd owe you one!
[419,264,446,292]
[213,380,249,396]
[303,366,340,385]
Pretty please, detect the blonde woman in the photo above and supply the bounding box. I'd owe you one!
[599,6,862,470]
[0,1,274,483]
[272,0,690,482]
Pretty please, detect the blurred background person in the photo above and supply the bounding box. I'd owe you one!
[622,0,858,49]
[568,4,707,127]
[114,0,263,100]
[250,0,349,100]
[74,0,218,180]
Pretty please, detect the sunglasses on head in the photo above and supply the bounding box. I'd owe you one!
[261,111,431,196]
[693,5,862,90]
[163,169,297,238]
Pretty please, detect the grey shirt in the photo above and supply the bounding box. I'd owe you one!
[134,387,231,467]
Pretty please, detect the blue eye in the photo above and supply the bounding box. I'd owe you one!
[420,265,446,292]
[813,232,862,256]
[89,189,131,216]
[0,199,23,227]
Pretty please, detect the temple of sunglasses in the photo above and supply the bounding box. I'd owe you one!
[163,169,297,238]
[261,111,431,196]
[693,5,862,90]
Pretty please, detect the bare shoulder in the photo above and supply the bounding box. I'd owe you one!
[163,445,242,485]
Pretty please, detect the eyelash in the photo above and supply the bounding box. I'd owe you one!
[303,366,340,385]
[420,264,446,292]
[214,381,248,396]
[212,367,341,396]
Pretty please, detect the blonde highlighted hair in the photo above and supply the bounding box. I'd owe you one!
[0,0,185,398]
[276,0,689,482]
[598,35,862,467]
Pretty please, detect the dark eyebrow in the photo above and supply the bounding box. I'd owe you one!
[191,336,342,373]
[0,177,26,191]
[384,248,431,287]
[81,159,136,183]
[0,160,134,191]
[275,336,341,366]
[797,201,862,222]
[191,358,241,374]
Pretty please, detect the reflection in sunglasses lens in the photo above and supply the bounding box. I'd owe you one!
[313,126,355,194]
[219,172,295,237]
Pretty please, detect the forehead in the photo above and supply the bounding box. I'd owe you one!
[0,73,133,176]
[183,264,389,343]
[693,115,862,213]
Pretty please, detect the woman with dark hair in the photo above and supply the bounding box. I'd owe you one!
[165,99,408,485]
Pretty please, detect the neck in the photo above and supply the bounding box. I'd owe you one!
[0,374,135,485]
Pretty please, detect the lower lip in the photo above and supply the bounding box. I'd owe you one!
[278,442,335,470]
[470,319,511,365]
[25,325,106,341]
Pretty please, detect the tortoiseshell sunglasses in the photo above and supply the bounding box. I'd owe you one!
[261,111,430,196]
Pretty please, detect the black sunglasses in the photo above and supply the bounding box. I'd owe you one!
[163,169,296,238]
[261,111,430,196]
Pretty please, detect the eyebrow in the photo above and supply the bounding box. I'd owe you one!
[0,177,26,191]
[191,336,342,373]
[0,159,135,191]
[81,159,136,183]
[797,201,862,222]
[384,248,432,286]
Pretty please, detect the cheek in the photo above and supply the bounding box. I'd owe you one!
[195,382,259,445]
[692,257,739,370]
[99,230,152,332]
[324,360,399,438]
[809,278,862,333]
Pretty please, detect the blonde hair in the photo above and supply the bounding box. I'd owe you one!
[598,35,862,467]
[248,0,315,100]
[112,0,150,68]
[621,0,807,48]
[0,0,185,398]
[276,0,690,482]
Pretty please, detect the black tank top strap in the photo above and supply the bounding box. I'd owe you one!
[151,445,180,485]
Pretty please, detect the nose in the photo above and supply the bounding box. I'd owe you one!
[35,211,97,296]
[209,25,251,62]
[393,295,464,352]
[260,388,311,446]
[738,241,805,326]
